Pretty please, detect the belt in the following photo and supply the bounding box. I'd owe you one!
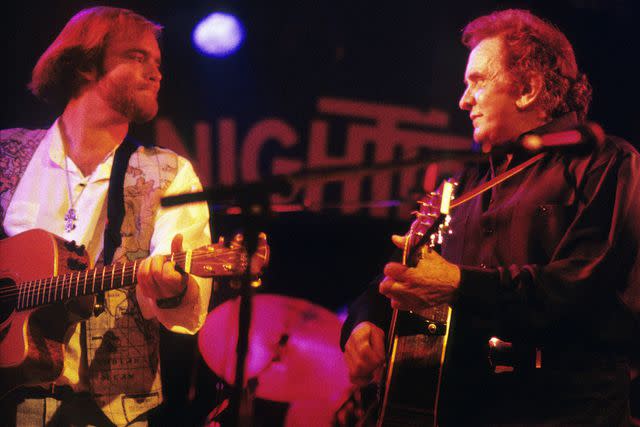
[488,337,628,374]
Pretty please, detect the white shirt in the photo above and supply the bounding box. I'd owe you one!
[3,120,212,387]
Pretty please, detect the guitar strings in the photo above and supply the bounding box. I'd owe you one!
[0,268,240,304]
[0,251,240,298]
[0,251,248,302]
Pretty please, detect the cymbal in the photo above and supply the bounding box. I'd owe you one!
[198,294,351,403]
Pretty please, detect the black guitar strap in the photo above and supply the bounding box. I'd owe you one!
[103,136,145,265]
[94,136,146,315]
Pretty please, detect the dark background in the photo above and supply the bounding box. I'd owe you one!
[4,0,638,311]
[2,1,638,424]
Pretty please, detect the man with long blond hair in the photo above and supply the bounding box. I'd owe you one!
[342,9,639,426]
[1,7,212,426]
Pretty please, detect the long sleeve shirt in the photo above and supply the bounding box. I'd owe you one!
[2,120,212,388]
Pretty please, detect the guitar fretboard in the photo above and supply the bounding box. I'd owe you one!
[15,250,191,311]
[17,260,141,311]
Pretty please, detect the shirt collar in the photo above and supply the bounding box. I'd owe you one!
[490,112,580,170]
[46,118,118,181]
[45,119,66,169]
[523,112,579,136]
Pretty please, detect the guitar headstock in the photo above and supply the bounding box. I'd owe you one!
[407,178,458,253]
[187,233,269,278]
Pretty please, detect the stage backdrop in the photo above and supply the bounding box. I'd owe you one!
[4,0,637,313]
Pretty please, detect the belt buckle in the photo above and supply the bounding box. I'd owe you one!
[488,337,543,373]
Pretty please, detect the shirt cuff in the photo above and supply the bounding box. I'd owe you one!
[137,276,210,334]
[454,265,502,310]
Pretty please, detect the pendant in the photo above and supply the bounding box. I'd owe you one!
[64,208,77,232]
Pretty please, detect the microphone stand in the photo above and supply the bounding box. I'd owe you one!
[160,149,487,426]
[233,187,270,427]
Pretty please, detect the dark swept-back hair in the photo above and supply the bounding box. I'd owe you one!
[29,6,162,106]
[462,9,591,122]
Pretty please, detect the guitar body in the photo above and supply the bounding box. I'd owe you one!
[0,229,91,397]
[0,228,268,400]
[377,308,451,426]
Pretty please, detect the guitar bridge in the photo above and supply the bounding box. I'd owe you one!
[423,320,447,336]
[396,312,447,337]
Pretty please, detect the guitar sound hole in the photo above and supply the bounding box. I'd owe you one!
[0,277,19,324]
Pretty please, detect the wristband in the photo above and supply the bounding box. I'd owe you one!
[156,274,189,309]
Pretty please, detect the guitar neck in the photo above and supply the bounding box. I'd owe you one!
[16,252,185,312]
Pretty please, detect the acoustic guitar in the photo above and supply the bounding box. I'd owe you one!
[357,179,458,427]
[0,228,267,399]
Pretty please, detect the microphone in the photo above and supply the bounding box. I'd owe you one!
[482,122,605,154]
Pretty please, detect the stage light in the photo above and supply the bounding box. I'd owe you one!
[193,12,244,57]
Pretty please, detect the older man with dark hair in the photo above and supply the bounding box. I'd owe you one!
[342,9,639,426]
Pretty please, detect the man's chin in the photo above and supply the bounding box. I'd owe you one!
[130,103,158,123]
[473,129,488,145]
[474,131,504,152]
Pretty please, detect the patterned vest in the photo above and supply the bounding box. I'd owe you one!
[1,128,180,425]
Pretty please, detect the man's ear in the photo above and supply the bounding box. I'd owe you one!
[77,66,98,83]
[515,73,544,110]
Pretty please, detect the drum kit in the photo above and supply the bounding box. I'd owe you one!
[197,293,353,426]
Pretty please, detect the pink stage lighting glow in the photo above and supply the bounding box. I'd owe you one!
[193,12,244,57]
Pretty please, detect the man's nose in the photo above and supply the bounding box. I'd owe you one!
[459,87,473,111]
[151,69,162,83]
[148,63,162,82]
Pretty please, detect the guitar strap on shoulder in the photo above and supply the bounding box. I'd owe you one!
[409,153,547,253]
[95,136,144,315]
[450,152,546,210]
[103,136,144,265]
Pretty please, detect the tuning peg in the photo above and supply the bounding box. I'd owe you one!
[229,234,244,249]
[418,198,438,206]
[67,257,87,271]
[64,239,85,255]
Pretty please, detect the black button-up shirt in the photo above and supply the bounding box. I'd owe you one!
[341,113,640,425]
[448,113,639,351]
